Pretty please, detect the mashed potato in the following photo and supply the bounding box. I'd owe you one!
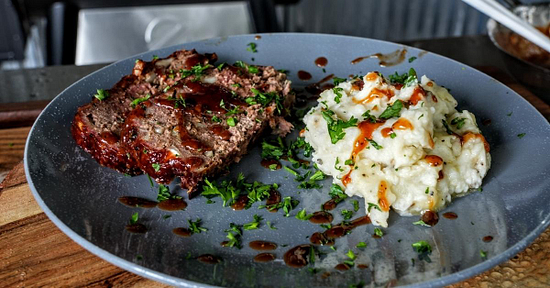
[302,71,491,227]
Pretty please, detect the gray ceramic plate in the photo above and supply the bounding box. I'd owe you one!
[25,33,550,287]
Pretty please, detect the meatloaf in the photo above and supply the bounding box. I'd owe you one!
[71,50,217,175]
[72,49,293,193]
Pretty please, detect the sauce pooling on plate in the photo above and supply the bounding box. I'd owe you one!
[297,70,312,81]
[283,244,314,268]
[197,254,222,264]
[157,198,187,211]
[118,196,157,208]
[351,48,407,67]
[249,240,278,251]
[254,253,276,262]
[315,57,328,67]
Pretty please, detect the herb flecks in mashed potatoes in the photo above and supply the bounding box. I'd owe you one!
[302,71,491,227]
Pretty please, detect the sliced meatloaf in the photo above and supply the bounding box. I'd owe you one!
[121,62,293,192]
[71,50,215,175]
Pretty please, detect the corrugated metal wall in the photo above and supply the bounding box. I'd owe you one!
[277,0,490,41]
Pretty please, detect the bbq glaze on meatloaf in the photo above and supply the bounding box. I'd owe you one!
[121,63,293,192]
[73,49,293,193]
[71,50,215,175]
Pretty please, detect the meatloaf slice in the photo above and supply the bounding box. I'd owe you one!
[121,62,293,192]
[71,50,215,175]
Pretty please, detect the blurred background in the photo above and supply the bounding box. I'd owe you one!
[1,0,544,70]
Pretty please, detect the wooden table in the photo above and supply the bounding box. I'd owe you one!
[1,66,549,287]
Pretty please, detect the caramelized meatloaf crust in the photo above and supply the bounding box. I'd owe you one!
[121,63,293,192]
[71,50,216,175]
[72,49,293,192]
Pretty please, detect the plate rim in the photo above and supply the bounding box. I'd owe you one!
[24,32,550,287]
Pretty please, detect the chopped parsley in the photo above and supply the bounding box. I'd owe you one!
[451,117,466,129]
[281,196,300,217]
[507,112,513,116]
[217,63,226,71]
[344,250,356,267]
[296,209,313,220]
[346,249,356,260]
[283,166,299,177]
[356,242,367,248]
[388,71,408,84]
[152,163,160,172]
[201,178,237,207]
[267,221,277,230]
[179,64,213,81]
[188,218,207,234]
[225,107,240,116]
[130,93,151,108]
[224,227,242,249]
[425,187,430,194]
[261,137,286,159]
[368,139,383,150]
[332,87,344,103]
[309,170,325,181]
[147,174,154,187]
[361,110,377,123]
[227,117,237,127]
[413,220,431,227]
[251,88,285,115]
[517,133,526,139]
[234,60,260,74]
[390,132,397,139]
[167,95,186,108]
[374,228,384,237]
[320,224,332,230]
[152,55,159,60]
[248,66,259,74]
[412,240,432,262]
[345,159,355,166]
[334,157,344,172]
[321,109,358,144]
[442,119,453,135]
[352,200,359,212]
[379,100,403,119]
[157,184,182,202]
[224,232,243,249]
[405,68,418,86]
[309,246,317,264]
[130,212,139,224]
[298,170,325,189]
[212,115,221,123]
[408,56,417,63]
[388,68,417,86]
[201,174,276,209]
[163,215,171,220]
[94,89,109,101]
[246,42,258,53]
[245,97,257,105]
[243,214,263,230]
[333,77,346,85]
[341,209,353,220]
[291,137,314,158]
[480,250,488,259]
[329,184,348,203]
[367,202,381,212]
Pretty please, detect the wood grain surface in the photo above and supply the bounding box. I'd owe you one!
[0,67,548,287]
